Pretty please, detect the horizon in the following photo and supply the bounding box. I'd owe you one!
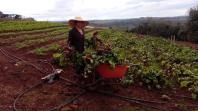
[48,15,187,22]
[0,0,197,21]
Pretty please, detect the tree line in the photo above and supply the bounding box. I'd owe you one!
[0,11,34,21]
[129,6,198,43]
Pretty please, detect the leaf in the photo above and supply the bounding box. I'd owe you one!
[53,53,62,59]
[180,81,191,88]
[191,93,197,100]
[108,60,116,68]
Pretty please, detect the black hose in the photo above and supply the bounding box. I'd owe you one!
[59,76,166,111]
[48,91,86,111]
[0,47,166,111]
[37,59,56,74]
[0,47,48,74]
[13,81,44,111]
[0,48,17,62]
[96,90,166,111]
[97,90,166,104]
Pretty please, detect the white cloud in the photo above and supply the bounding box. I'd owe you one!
[0,0,59,16]
[0,0,197,20]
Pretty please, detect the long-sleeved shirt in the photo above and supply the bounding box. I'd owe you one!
[68,27,85,53]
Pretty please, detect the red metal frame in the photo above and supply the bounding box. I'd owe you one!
[96,64,129,78]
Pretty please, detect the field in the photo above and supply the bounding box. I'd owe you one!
[0,21,198,111]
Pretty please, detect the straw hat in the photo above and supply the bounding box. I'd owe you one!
[68,16,89,27]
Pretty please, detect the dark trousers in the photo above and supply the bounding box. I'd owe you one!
[76,62,85,75]
[71,51,85,75]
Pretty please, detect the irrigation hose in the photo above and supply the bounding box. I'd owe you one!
[13,81,44,111]
[96,90,166,111]
[48,91,86,111]
[37,59,56,74]
[98,90,166,104]
[60,76,164,103]
[59,76,166,111]
[0,47,49,74]
[1,47,166,111]
[0,48,17,62]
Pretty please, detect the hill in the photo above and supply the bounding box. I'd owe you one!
[89,16,188,29]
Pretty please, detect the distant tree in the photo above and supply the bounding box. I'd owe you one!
[129,19,187,40]
[188,6,198,32]
[0,11,4,18]
[187,6,198,42]
[128,6,198,42]
[23,17,35,21]
[14,14,22,19]
[0,11,3,15]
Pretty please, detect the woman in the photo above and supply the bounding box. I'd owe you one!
[67,17,89,76]
[67,16,89,53]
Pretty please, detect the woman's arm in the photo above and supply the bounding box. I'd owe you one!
[67,30,75,51]
[67,31,72,46]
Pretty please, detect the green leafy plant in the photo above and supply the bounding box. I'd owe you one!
[52,53,68,67]
[74,47,125,78]
[34,44,61,55]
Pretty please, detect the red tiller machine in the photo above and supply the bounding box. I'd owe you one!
[96,63,129,79]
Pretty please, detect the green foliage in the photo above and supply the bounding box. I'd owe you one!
[96,29,198,97]
[129,20,185,40]
[192,93,197,100]
[121,74,134,86]
[34,44,61,55]
[188,6,198,32]
[187,6,198,43]
[0,21,65,33]
[52,53,68,67]
[14,33,67,49]
[75,48,123,78]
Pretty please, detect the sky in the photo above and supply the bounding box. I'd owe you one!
[0,0,197,21]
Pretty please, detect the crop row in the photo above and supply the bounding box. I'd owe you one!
[0,26,68,38]
[13,33,67,49]
[97,29,198,98]
[0,21,66,33]
[32,40,66,55]
[0,28,68,45]
[28,28,97,55]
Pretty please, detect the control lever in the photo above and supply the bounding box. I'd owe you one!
[41,69,63,83]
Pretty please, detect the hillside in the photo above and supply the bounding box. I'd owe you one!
[89,16,188,29]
